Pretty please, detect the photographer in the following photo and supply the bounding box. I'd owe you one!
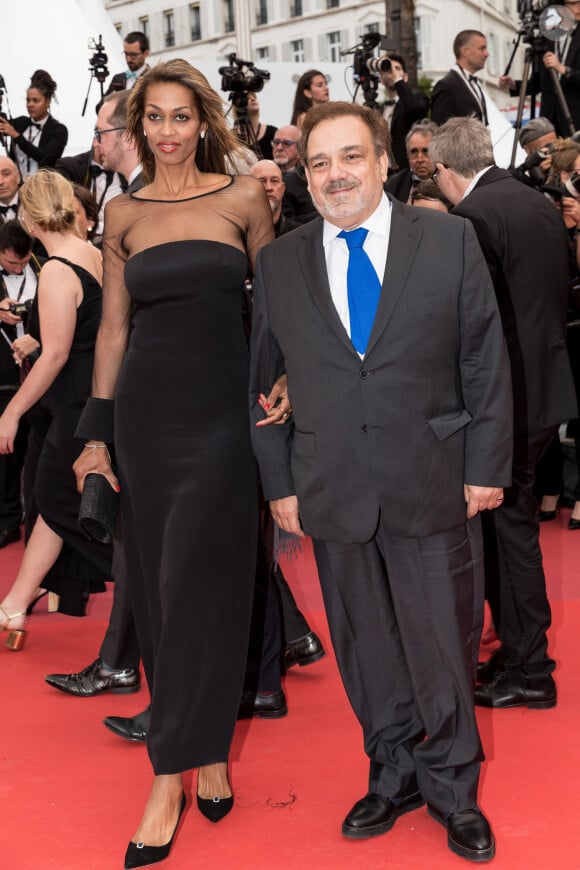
[379,53,429,171]
[513,117,558,186]
[0,70,67,180]
[499,0,580,135]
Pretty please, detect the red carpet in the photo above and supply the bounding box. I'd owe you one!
[1,526,580,869]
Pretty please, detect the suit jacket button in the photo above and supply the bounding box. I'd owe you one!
[360,370,369,379]
[361,424,367,432]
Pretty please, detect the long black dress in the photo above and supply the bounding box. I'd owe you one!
[33,257,112,613]
[101,175,274,774]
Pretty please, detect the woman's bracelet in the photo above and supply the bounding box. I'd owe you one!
[84,442,112,464]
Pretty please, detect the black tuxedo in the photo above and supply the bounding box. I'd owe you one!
[386,80,429,170]
[453,167,577,677]
[384,168,415,203]
[250,198,512,810]
[55,151,93,186]
[521,26,580,134]
[281,168,318,225]
[431,69,487,126]
[9,115,68,171]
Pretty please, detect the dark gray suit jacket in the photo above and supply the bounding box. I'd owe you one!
[250,197,513,543]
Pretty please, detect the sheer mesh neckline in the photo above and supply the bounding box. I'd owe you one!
[130,175,234,203]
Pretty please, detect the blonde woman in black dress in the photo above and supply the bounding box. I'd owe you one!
[74,61,276,868]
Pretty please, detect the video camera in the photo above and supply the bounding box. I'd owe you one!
[88,36,109,85]
[219,54,270,97]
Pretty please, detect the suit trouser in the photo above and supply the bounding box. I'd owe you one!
[483,427,557,677]
[99,574,140,670]
[312,517,485,814]
[0,392,28,532]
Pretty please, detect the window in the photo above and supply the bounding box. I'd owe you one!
[139,17,149,39]
[224,0,235,32]
[327,31,341,63]
[487,32,499,76]
[504,0,512,13]
[114,23,123,36]
[164,10,175,47]
[364,23,380,34]
[290,0,303,15]
[291,39,305,63]
[327,0,340,8]
[256,46,270,61]
[257,0,268,26]
[190,5,201,41]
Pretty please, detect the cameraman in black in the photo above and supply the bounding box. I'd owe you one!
[379,53,429,172]
[512,117,558,186]
[0,221,40,547]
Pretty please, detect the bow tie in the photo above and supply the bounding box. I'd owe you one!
[125,70,137,80]
[0,204,16,217]
[383,99,397,106]
[0,268,12,277]
[469,75,479,84]
[89,163,106,179]
[28,121,42,130]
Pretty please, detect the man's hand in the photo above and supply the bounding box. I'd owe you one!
[543,51,566,76]
[0,301,22,327]
[270,495,304,537]
[498,75,516,91]
[464,484,504,519]
[11,334,40,366]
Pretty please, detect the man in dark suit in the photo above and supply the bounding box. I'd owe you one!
[250,101,513,863]
[385,119,437,203]
[430,117,577,709]
[379,52,429,171]
[0,157,20,225]
[431,30,490,126]
[500,0,580,135]
[103,31,150,100]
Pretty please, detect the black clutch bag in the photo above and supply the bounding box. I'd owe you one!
[78,473,119,544]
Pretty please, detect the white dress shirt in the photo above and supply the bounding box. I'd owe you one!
[323,193,391,357]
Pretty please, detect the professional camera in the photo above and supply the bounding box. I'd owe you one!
[8,299,33,317]
[544,170,580,200]
[88,35,109,85]
[343,32,394,109]
[219,53,270,97]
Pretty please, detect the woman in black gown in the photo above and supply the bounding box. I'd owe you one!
[73,61,276,868]
[0,170,107,646]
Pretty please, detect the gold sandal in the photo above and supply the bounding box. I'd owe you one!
[0,605,27,651]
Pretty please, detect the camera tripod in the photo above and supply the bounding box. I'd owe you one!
[505,25,575,168]
[229,91,264,159]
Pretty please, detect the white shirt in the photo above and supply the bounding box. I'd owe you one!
[323,193,391,357]
[462,165,494,200]
[15,115,48,179]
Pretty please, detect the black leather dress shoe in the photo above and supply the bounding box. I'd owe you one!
[0,528,21,548]
[474,671,556,709]
[476,648,506,684]
[342,790,425,839]
[103,705,151,742]
[238,689,288,719]
[569,517,580,530]
[283,631,325,670]
[45,658,140,696]
[428,806,495,862]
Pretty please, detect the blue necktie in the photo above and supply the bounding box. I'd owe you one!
[338,227,382,355]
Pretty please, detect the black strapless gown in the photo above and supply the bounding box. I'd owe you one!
[115,241,258,774]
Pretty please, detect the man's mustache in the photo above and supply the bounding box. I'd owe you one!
[323,180,360,195]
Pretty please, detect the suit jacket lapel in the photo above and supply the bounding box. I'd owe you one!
[364,197,422,358]
[297,219,359,357]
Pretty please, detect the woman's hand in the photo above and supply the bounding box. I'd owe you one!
[11,335,41,366]
[73,442,120,494]
[256,374,293,427]
[0,117,18,140]
[0,409,20,454]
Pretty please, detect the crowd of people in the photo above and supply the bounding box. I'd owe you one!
[0,20,579,868]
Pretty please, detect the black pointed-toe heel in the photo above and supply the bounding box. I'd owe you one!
[196,792,234,823]
[124,792,186,869]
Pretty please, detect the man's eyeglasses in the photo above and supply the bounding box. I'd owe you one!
[273,138,298,147]
[124,51,144,59]
[93,126,126,144]
[431,164,448,183]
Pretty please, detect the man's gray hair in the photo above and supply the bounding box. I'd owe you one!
[429,117,494,178]
[405,118,438,148]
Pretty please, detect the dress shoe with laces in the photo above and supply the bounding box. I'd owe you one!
[237,689,288,719]
[283,631,325,670]
[474,671,556,709]
[0,527,21,548]
[342,789,425,839]
[428,806,495,862]
[45,657,140,696]
[103,705,151,742]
